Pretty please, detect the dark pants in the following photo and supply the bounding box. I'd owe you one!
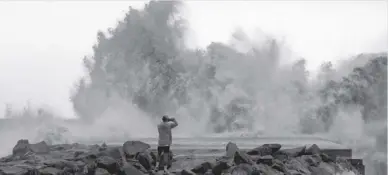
[157,146,170,157]
[156,146,171,170]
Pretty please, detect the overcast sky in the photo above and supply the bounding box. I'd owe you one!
[0,1,386,118]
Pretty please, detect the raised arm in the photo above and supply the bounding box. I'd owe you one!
[169,118,178,129]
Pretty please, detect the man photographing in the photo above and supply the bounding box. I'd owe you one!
[155,115,178,173]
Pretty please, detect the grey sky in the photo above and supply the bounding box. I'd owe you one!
[0,1,386,118]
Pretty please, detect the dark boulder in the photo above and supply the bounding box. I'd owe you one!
[225,142,238,158]
[96,156,120,174]
[122,141,150,157]
[272,150,289,162]
[285,158,310,174]
[179,169,196,175]
[256,155,273,166]
[277,146,306,157]
[230,164,254,175]
[95,168,111,175]
[0,166,29,175]
[39,167,62,175]
[271,159,286,173]
[120,163,145,175]
[43,159,80,171]
[212,159,232,175]
[12,139,31,157]
[247,144,281,156]
[234,151,254,165]
[320,153,333,163]
[302,154,321,167]
[30,141,50,154]
[191,161,213,174]
[135,151,153,171]
[305,144,321,155]
[98,147,122,160]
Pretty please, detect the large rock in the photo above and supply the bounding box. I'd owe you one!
[234,151,254,165]
[135,151,154,171]
[30,141,50,154]
[305,144,321,155]
[122,141,150,157]
[256,155,273,166]
[229,164,254,175]
[43,159,80,171]
[225,142,238,158]
[285,158,310,174]
[0,166,29,175]
[98,147,122,160]
[247,144,281,156]
[179,169,196,175]
[12,139,31,157]
[95,168,111,175]
[276,146,306,158]
[120,163,145,175]
[39,167,62,175]
[12,140,50,158]
[212,160,231,175]
[191,161,213,174]
[96,156,120,174]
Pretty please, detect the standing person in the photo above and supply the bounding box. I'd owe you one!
[155,115,178,173]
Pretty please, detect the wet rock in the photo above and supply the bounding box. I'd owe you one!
[251,168,261,175]
[179,169,196,175]
[247,144,281,156]
[39,167,61,175]
[97,156,119,174]
[212,159,232,175]
[204,170,215,175]
[72,143,88,150]
[135,151,153,171]
[12,139,31,157]
[305,144,321,155]
[43,159,78,170]
[302,154,321,167]
[1,140,364,175]
[272,150,289,162]
[271,159,286,172]
[99,143,108,151]
[314,162,336,175]
[122,141,150,157]
[50,144,72,151]
[120,163,145,175]
[98,147,122,160]
[0,166,28,175]
[234,151,254,165]
[191,161,213,174]
[30,141,50,154]
[320,153,333,162]
[285,158,310,174]
[230,164,253,175]
[225,142,238,158]
[278,146,307,157]
[287,169,303,175]
[95,168,111,175]
[308,166,333,175]
[256,155,273,166]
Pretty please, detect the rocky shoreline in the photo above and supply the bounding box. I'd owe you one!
[0,139,364,175]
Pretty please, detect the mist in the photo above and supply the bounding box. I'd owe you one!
[0,1,386,174]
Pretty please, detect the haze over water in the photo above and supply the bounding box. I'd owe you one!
[0,1,386,174]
